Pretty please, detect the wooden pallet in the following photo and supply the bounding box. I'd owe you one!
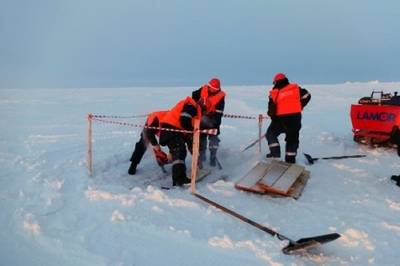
[235,159,310,199]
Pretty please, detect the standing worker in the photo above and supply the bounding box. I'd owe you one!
[192,78,226,168]
[159,96,202,186]
[265,73,311,164]
[128,111,169,175]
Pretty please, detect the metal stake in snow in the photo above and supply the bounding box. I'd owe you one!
[87,113,93,176]
[193,192,341,254]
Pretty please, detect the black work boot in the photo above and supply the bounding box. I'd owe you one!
[209,148,217,167]
[172,163,190,186]
[173,176,191,186]
[391,175,400,186]
[179,176,192,186]
[285,155,296,164]
[128,163,137,175]
[266,145,280,159]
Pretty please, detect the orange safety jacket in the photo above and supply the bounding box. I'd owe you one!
[145,111,168,136]
[200,85,226,115]
[161,97,201,129]
[269,83,302,116]
[146,111,167,126]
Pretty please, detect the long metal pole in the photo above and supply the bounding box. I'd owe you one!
[193,192,291,241]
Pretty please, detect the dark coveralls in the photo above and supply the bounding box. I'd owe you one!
[192,88,225,167]
[128,116,162,175]
[159,99,200,186]
[266,78,311,164]
[390,127,400,186]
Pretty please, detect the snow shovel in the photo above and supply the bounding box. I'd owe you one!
[304,153,366,165]
[193,192,341,254]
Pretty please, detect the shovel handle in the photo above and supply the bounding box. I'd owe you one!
[321,155,366,160]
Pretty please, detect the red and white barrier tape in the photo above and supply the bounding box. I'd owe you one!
[92,113,268,120]
[224,114,269,120]
[91,117,218,135]
[223,114,257,119]
[91,114,148,119]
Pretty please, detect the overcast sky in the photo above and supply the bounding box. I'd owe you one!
[0,0,399,88]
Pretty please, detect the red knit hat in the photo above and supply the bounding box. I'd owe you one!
[273,73,287,84]
[208,78,221,90]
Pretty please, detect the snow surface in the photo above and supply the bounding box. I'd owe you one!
[1,82,400,266]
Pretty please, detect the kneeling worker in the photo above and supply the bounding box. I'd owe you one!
[128,111,169,175]
[159,96,202,186]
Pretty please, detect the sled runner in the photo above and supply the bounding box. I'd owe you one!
[235,159,310,199]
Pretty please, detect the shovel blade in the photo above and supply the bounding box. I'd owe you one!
[282,233,341,254]
[303,153,316,165]
[283,240,320,254]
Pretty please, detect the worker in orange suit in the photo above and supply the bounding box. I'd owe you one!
[192,78,225,168]
[266,73,311,164]
[159,97,202,186]
[128,111,169,175]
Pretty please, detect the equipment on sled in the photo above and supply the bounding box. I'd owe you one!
[350,90,400,145]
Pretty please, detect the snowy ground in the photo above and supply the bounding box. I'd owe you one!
[1,82,400,266]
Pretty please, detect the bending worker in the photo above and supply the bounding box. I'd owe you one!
[128,111,169,175]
